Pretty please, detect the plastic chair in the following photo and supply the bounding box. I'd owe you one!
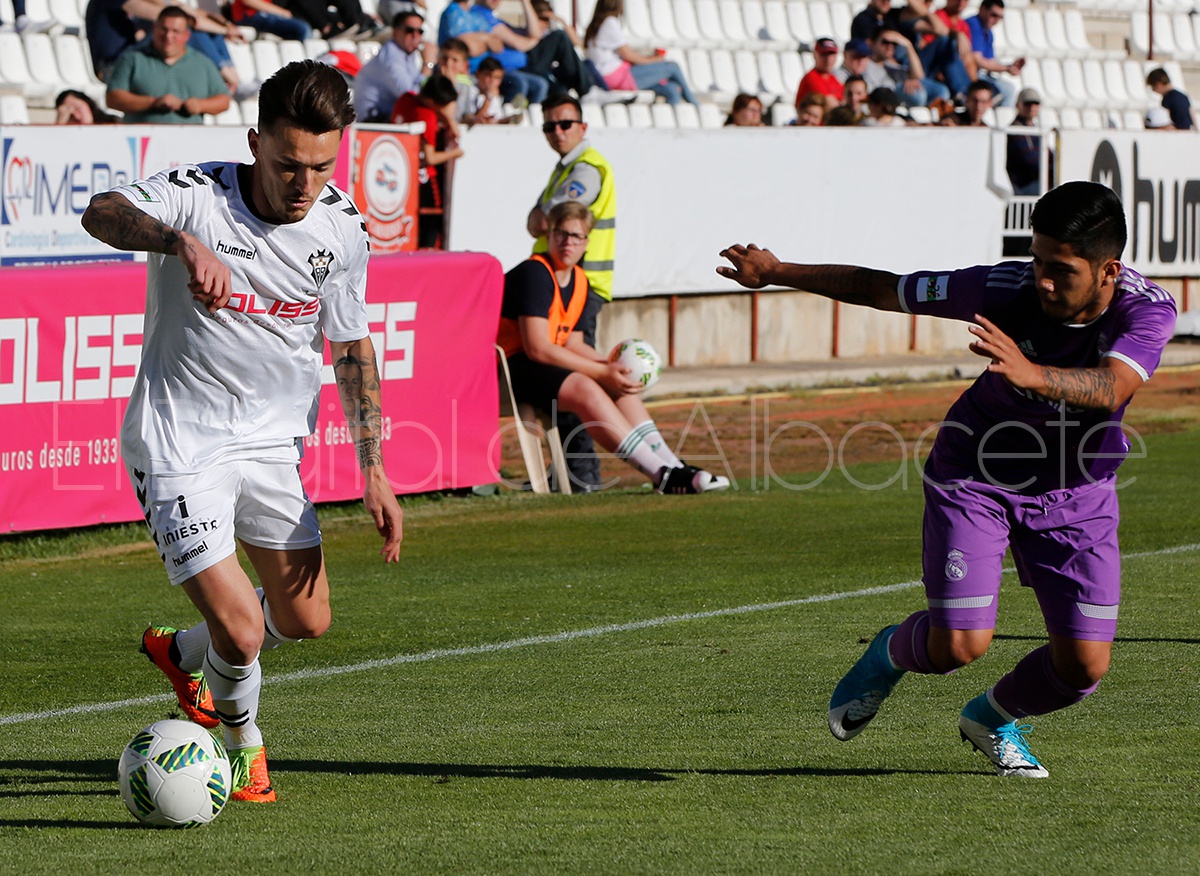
[603,101,631,126]
[672,0,716,49]
[628,102,654,126]
[624,0,658,45]
[760,0,798,49]
[674,100,701,127]
[0,32,56,104]
[717,0,754,47]
[648,0,684,47]
[698,100,724,127]
[251,39,285,81]
[805,1,834,46]
[0,93,30,123]
[733,49,762,95]
[650,101,677,126]
[784,0,814,48]
[213,101,243,126]
[495,345,570,496]
[694,0,727,44]
[1022,9,1050,56]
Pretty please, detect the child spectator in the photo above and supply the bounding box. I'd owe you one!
[391,74,464,247]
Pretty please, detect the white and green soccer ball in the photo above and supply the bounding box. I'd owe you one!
[609,338,664,390]
[118,718,231,828]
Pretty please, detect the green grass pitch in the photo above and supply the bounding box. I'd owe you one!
[1,431,1198,874]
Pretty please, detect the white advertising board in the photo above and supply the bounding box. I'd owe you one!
[448,125,1008,297]
[1,125,251,266]
[1058,129,1200,277]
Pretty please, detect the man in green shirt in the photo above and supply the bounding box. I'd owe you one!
[106,6,231,124]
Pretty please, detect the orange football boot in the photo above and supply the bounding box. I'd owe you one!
[140,626,220,729]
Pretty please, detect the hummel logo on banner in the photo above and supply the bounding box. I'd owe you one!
[1018,339,1037,358]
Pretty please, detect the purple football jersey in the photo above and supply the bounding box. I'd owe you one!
[898,262,1177,492]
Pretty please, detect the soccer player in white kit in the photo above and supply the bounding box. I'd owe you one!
[82,60,404,803]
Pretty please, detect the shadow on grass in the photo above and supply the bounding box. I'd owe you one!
[0,759,147,829]
[275,759,972,782]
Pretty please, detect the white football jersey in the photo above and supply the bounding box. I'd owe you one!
[114,161,370,473]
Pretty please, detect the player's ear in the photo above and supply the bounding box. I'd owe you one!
[1101,258,1121,286]
[248,128,260,159]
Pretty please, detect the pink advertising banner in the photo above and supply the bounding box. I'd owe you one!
[0,251,503,533]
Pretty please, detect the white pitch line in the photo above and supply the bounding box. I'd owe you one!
[3,542,1197,728]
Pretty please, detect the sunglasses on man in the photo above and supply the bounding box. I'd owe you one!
[542,119,581,133]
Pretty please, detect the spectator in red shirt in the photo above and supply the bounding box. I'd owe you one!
[391,73,465,247]
[795,37,844,112]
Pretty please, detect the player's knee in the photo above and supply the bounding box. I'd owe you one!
[273,604,331,640]
[930,630,991,671]
[1056,651,1110,688]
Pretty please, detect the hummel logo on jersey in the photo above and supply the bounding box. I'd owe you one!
[308,249,334,287]
[1018,339,1037,358]
[215,239,257,260]
[924,275,949,302]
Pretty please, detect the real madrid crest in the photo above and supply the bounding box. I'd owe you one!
[308,249,334,287]
[945,549,968,581]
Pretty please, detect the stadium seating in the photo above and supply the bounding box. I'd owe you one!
[0,93,31,124]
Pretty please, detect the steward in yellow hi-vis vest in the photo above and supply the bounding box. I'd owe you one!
[497,255,589,358]
[532,144,615,302]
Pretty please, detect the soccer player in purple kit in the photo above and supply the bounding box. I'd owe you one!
[717,181,1177,778]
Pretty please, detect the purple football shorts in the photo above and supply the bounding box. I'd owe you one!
[921,465,1121,641]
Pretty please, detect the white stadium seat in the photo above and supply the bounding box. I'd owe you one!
[0,33,56,105]
[779,48,803,96]
[694,0,729,45]
[805,1,835,44]
[718,0,754,47]
[829,0,853,44]
[648,0,684,48]
[1171,13,1199,61]
[672,0,716,49]
[225,41,257,85]
[48,0,83,32]
[1037,57,1069,107]
[993,10,1028,58]
[784,0,814,48]
[708,48,740,102]
[212,101,243,126]
[627,102,654,127]
[0,93,31,124]
[674,101,701,127]
[650,102,677,127]
[757,49,788,97]
[603,101,630,126]
[279,41,307,65]
[251,39,285,81]
[624,0,659,45]
[698,100,724,127]
[1021,9,1050,57]
[753,0,797,49]
[733,49,763,96]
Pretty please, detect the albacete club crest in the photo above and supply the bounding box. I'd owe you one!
[308,249,334,287]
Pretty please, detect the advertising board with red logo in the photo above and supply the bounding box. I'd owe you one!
[0,252,503,534]
[350,125,421,253]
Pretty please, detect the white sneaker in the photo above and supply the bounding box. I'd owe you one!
[15,15,58,33]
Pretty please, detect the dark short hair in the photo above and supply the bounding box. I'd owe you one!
[156,5,195,28]
[1146,67,1170,87]
[440,37,469,58]
[476,56,504,75]
[979,0,1004,9]
[391,9,423,28]
[966,79,993,96]
[541,93,582,117]
[1030,181,1127,264]
[867,86,900,112]
[258,60,356,133]
[419,72,459,107]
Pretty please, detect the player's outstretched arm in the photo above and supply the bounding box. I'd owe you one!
[968,314,1143,412]
[717,243,904,312]
[82,192,232,313]
[331,337,403,563]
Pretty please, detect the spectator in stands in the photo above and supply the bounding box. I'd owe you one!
[852,0,968,102]
[796,38,844,112]
[86,0,246,89]
[725,93,765,126]
[105,6,231,124]
[228,0,311,41]
[835,38,872,85]
[1,0,54,32]
[966,0,1023,107]
[278,0,381,38]
[584,0,696,105]
[377,0,424,30]
[1006,87,1045,195]
[824,105,859,126]
[795,93,826,126]
[391,73,464,248]
[865,27,943,108]
[473,0,592,99]
[861,86,904,126]
[842,74,869,119]
[441,38,485,122]
[354,10,431,121]
[933,0,978,81]
[55,89,121,124]
[940,78,991,125]
[526,93,616,491]
[531,0,580,47]
[502,201,730,495]
[437,0,543,105]
[1146,68,1195,131]
[474,56,523,123]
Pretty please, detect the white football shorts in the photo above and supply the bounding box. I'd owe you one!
[125,459,322,585]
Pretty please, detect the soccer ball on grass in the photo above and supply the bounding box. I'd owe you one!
[608,338,663,390]
[117,718,231,828]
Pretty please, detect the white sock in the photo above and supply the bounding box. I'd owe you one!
[257,587,301,652]
[615,428,669,480]
[631,419,682,469]
[173,587,298,671]
[204,644,264,751]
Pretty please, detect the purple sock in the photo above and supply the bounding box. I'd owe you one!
[887,610,948,675]
[991,645,1100,719]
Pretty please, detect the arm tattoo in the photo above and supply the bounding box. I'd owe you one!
[1039,366,1118,410]
[81,192,181,254]
[334,349,385,469]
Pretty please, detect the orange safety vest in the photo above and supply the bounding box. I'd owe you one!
[497,255,589,357]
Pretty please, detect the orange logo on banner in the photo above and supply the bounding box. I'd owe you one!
[351,129,420,253]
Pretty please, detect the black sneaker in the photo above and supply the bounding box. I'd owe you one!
[655,464,730,494]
